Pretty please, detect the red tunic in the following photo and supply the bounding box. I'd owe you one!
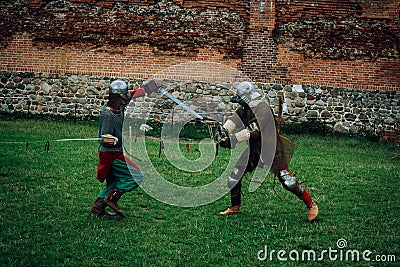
[96,149,141,183]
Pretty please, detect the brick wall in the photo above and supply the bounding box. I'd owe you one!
[0,0,399,90]
[274,0,400,90]
[1,33,242,80]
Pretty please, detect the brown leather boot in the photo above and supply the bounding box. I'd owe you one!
[91,198,116,216]
[299,189,318,222]
[307,202,319,222]
[219,205,241,215]
[105,188,126,217]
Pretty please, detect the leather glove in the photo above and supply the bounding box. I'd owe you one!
[101,134,118,147]
[142,79,163,94]
[216,125,237,149]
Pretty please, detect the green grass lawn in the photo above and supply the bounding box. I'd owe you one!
[0,118,399,266]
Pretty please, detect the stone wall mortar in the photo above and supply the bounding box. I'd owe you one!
[1,71,399,135]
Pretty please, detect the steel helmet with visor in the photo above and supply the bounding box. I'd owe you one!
[231,81,261,106]
[236,82,261,103]
[109,80,130,101]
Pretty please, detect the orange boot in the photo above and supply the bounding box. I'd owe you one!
[301,189,318,222]
[307,201,319,222]
[219,205,241,215]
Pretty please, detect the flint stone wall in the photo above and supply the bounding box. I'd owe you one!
[1,71,399,135]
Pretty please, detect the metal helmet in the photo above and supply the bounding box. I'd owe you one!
[236,81,261,103]
[109,80,129,101]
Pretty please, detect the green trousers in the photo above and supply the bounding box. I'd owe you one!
[98,159,144,198]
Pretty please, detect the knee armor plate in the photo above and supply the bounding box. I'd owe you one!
[278,170,304,197]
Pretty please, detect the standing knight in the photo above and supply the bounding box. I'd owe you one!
[218,81,319,222]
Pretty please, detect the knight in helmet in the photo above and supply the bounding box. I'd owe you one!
[90,79,159,217]
[217,81,319,222]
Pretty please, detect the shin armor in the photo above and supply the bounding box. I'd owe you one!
[278,170,305,198]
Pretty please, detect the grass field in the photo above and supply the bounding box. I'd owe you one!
[0,118,399,266]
